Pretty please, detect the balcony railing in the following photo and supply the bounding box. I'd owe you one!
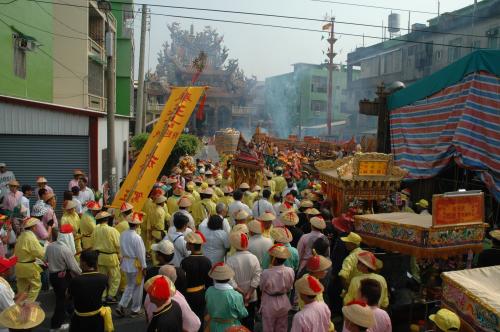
[88,94,107,112]
[88,38,105,63]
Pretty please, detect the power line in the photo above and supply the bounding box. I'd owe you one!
[310,0,491,19]
[0,15,85,81]
[34,1,88,37]
[122,2,498,40]
[23,0,499,41]
[3,0,486,50]
[0,12,88,40]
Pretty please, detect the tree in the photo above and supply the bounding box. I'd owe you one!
[130,133,201,174]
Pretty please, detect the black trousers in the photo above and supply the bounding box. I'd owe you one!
[184,289,206,332]
[70,314,104,332]
[49,272,72,329]
[241,301,256,331]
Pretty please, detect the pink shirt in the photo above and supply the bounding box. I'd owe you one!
[145,291,201,332]
[260,265,294,317]
[2,191,22,211]
[297,230,327,270]
[42,207,58,229]
[290,300,331,332]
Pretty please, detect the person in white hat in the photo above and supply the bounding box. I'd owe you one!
[147,239,187,294]
[247,220,273,265]
[290,274,331,332]
[91,211,121,304]
[36,176,53,199]
[61,200,82,256]
[181,231,212,330]
[228,190,252,226]
[14,217,45,301]
[343,250,388,309]
[172,196,195,230]
[1,180,22,214]
[0,163,16,202]
[296,216,329,272]
[226,231,261,331]
[116,212,147,317]
[342,300,375,332]
[260,244,294,332]
[205,263,248,332]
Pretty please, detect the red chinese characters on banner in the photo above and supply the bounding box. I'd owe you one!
[432,193,484,226]
[131,190,144,204]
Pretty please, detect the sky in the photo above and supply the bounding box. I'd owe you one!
[133,0,478,81]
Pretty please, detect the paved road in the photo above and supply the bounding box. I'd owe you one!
[35,289,147,331]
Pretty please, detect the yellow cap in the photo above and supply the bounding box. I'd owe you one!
[340,232,362,245]
[416,199,429,209]
[429,309,460,332]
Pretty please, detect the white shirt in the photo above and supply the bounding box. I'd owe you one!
[0,171,15,200]
[167,227,192,267]
[173,209,195,230]
[199,216,231,234]
[226,250,262,303]
[282,183,298,197]
[77,187,95,206]
[20,196,30,217]
[228,200,252,225]
[248,234,273,264]
[252,199,275,218]
[72,197,83,215]
[198,223,230,265]
[119,229,147,273]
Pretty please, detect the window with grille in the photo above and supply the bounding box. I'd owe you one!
[311,76,327,93]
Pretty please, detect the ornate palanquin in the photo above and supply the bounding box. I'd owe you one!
[442,266,500,332]
[315,153,406,215]
[353,212,487,259]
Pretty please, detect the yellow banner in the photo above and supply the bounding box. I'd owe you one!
[112,86,206,211]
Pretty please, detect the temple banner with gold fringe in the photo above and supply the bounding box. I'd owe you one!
[112,86,206,211]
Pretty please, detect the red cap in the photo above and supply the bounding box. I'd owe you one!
[148,276,170,300]
[307,275,322,293]
[60,224,74,234]
[240,233,248,249]
[0,256,17,273]
[332,215,351,233]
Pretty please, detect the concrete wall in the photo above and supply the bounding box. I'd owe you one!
[97,117,129,187]
[0,1,53,102]
[52,0,88,108]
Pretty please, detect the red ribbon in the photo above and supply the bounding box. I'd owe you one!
[196,94,206,121]
[306,275,322,293]
[346,299,368,307]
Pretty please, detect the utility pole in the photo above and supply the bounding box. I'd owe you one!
[135,4,147,135]
[105,15,117,194]
[325,17,337,137]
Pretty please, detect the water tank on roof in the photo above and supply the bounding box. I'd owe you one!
[388,13,400,33]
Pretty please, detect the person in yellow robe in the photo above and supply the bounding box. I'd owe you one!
[243,185,260,208]
[184,181,199,204]
[80,200,101,250]
[114,202,134,235]
[265,170,276,194]
[191,188,217,226]
[14,217,45,301]
[218,186,234,207]
[61,200,82,255]
[141,188,162,254]
[343,250,388,309]
[92,211,121,303]
[272,167,287,194]
[207,178,220,203]
[150,196,168,243]
[339,232,364,288]
[167,186,184,215]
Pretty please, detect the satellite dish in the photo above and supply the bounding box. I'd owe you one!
[387,81,405,93]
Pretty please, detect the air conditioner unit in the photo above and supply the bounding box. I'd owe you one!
[15,37,37,51]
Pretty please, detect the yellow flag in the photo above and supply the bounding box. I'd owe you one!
[112,86,206,212]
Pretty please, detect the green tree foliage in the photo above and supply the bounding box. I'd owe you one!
[130,133,201,174]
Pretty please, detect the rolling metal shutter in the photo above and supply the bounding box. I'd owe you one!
[0,135,89,214]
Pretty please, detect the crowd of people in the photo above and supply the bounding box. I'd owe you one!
[0,160,472,332]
